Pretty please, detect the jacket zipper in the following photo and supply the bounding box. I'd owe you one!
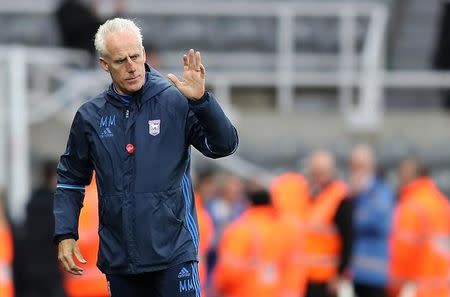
[125,109,130,119]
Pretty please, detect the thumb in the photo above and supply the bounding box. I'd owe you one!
[74,245,87,264]
[167,73,182,87]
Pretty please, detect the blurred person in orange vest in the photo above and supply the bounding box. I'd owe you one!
[304,150,352,297]
[64,173,109,297]
[23,160,66,297]
[213,182,304,297]
[389,158,450,297]
[269,172,309,296]
[0,191,14,297]
[270,172,309,221]
[194,169,216,296]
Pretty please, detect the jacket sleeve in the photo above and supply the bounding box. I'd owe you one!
[334,198,353,275]
[53,110,94,243]
[186,92,239,159]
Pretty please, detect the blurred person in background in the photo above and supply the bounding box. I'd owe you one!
[0,191,14,297]
[53,18,238,297]
[55,0,124,58]
[23,160,65,297]
[389,158,450,297]
[205,173,246,276]
[194,169,217,297]
[269,172,309,221]
[206,173,246,237]
[348,145,394,297]
[213,182,304,297]
[304,150,352,297]
[64,174,109,297]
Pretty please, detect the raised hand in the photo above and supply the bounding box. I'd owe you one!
[167,49,206,100]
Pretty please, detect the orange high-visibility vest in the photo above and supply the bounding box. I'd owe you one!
[270,172,309,220]
[214,206,305,297]
[64,175,109,297]
[304,181,348,283]
[195,193,214,297]
[389,177,450,297]
[0,223,14,297]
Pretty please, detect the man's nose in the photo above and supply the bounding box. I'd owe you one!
[125,57,136,72]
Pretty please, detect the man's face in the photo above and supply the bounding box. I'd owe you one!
[307,153,334,190]
[348,149,374,193]
[99,31,146,95]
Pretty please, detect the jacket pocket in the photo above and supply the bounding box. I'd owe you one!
[134,188,192,266]
[97,195,127,271]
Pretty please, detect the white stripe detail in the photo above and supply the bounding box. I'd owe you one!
[56,184,85,191]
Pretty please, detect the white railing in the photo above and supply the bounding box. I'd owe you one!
[1,1,386,119]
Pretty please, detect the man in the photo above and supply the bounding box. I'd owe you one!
[205,173,245,275]
[213,185,304,297]
[389,158,450,297]
[348,145,394,297]
[304,150,352,297]
[53,18,238,297]
[23,160,66,297]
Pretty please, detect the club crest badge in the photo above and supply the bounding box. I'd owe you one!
[148,119,160,136]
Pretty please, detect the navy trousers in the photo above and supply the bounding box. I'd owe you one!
[107,261,201,297]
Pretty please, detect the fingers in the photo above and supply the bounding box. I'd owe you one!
[66,253,84,275]
[195,51,201,71]
[57,239,85,275]
[183,55,189,71]
[58,251,84,275]
[58,253,70,272]
[74,246,87,264]
[167,73,182,87]
[188,49,195,70]
[186,49,202,71]
[199,64,206,79]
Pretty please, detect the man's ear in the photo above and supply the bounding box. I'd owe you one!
[143,47,147,63]
[99,57,109,72]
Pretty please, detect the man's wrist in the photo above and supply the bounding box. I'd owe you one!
[188,92,209,105]
[54,234,76,245]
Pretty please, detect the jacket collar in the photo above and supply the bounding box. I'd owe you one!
[105,64,172,108]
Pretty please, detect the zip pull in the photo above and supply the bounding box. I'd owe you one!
[125,109,130,119]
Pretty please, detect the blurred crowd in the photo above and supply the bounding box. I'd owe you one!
[0,144,449,297]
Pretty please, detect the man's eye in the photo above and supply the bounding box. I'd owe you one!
[131,55,139,60]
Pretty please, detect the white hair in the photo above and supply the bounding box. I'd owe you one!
[94,18,143,56]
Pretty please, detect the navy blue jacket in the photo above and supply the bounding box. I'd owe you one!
[53,66,238,274]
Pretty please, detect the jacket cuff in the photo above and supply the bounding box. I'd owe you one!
[54,233,76,245]
[188,91,209,106]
